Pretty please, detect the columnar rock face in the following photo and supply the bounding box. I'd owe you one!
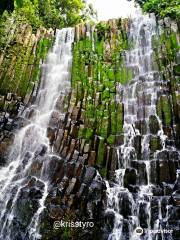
[153,18,180,148]
[38,20,132,239]
[39,17,179,239]
[53,19,132,179]
[0,15,54,164]
[0,14,179,240]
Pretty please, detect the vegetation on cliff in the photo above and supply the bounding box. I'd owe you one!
[136,0,180,20]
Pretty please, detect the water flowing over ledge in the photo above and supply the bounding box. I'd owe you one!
[0,5,179,240]
[0,28,75,239]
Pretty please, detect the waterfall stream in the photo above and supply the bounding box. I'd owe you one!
[0,5,179,240]
[106,11,175,240]
[0,28,74,240]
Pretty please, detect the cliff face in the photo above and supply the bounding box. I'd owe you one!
[0,15,54,164]
[0,13,179,240]
[54,19,131,179]
[153,18,180,148]
[40,17,180,239]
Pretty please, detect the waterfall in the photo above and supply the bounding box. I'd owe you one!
[106,10,175,240]
[0,28,74,240]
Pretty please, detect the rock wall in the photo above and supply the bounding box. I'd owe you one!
[0,14,179,240]
[41,17,180,239]
[53,19,132,179]
[0,15,54,164]
[38,19,132,239]
[153,18,180,148]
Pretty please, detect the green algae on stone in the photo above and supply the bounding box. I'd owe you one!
[157,95,172,126]
[0,22,53,104]
[150,136,162,152]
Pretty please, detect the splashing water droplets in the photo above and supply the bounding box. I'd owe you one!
[0,28,74,239]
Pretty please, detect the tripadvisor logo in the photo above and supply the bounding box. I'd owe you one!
[135,227,144,235]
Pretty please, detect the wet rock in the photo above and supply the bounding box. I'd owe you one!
[47,127,56,145]
[0,137,13,165]
[74,162,84,177]
[104,210,115,232]
[54,129,64,152]
[89,179,106,201]
[159,160,171,183]
[29,159,43,177]
[172,190,180,206]
[71,150,79,161]
[115,134,124,146]
[13,179,44,228]
[151,185,163,196]
[71,106,80,120]
[157,150,169,160]
[118,191,133,218]
[133,135,141,159]
[161,197,169,218]
[70,124,79,138]
[49,205,64,219]
[150,197,159,228]
[12,117,29,129]
[149,136,162,152]
[135,120,147,135]
[66,177,80,195]
[49,111,60,128]
[110,147,119,175]
[22,151,33,167]
[169,151,179,161]
[83,167,96,185]
[124,168,137,188]
[131,161,147,185]
[66,139,76,160]
[139,202,149,228]
[150,160,157,184]
[45,155,64,183]
[57,176,69,195]
[77,183,88,198]
[174,171,180,190]
[168,205,180,225]
[149,115,160,134]
[34,144,48,157]
[161,182,174,195]
[88,151,96,166]
[66,161,76,178]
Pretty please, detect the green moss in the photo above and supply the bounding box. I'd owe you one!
[102,88,110,100]
[96,137,105,166]
[150,136,162,152]
[71,21,132,170]
[99,117,109,138]
[173,64,180,76]
[0,25,53,104]
[157,96,172,126]
[116,103,123,133]
[107,69,115,81]
[107,134,116,145]
[96,40,104,56]
[85,128,94,140]
[111,112,117,134]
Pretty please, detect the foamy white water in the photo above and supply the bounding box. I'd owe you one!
[0,28,74,240]
[106,10,171,240]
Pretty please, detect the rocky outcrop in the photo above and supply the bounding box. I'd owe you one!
[0,15,54,162]
[53,19,131,179]
[153,18,180,148]
[0,14,179,240]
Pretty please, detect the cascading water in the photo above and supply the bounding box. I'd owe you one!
[0,27,74,240]
[106,10,176,240]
